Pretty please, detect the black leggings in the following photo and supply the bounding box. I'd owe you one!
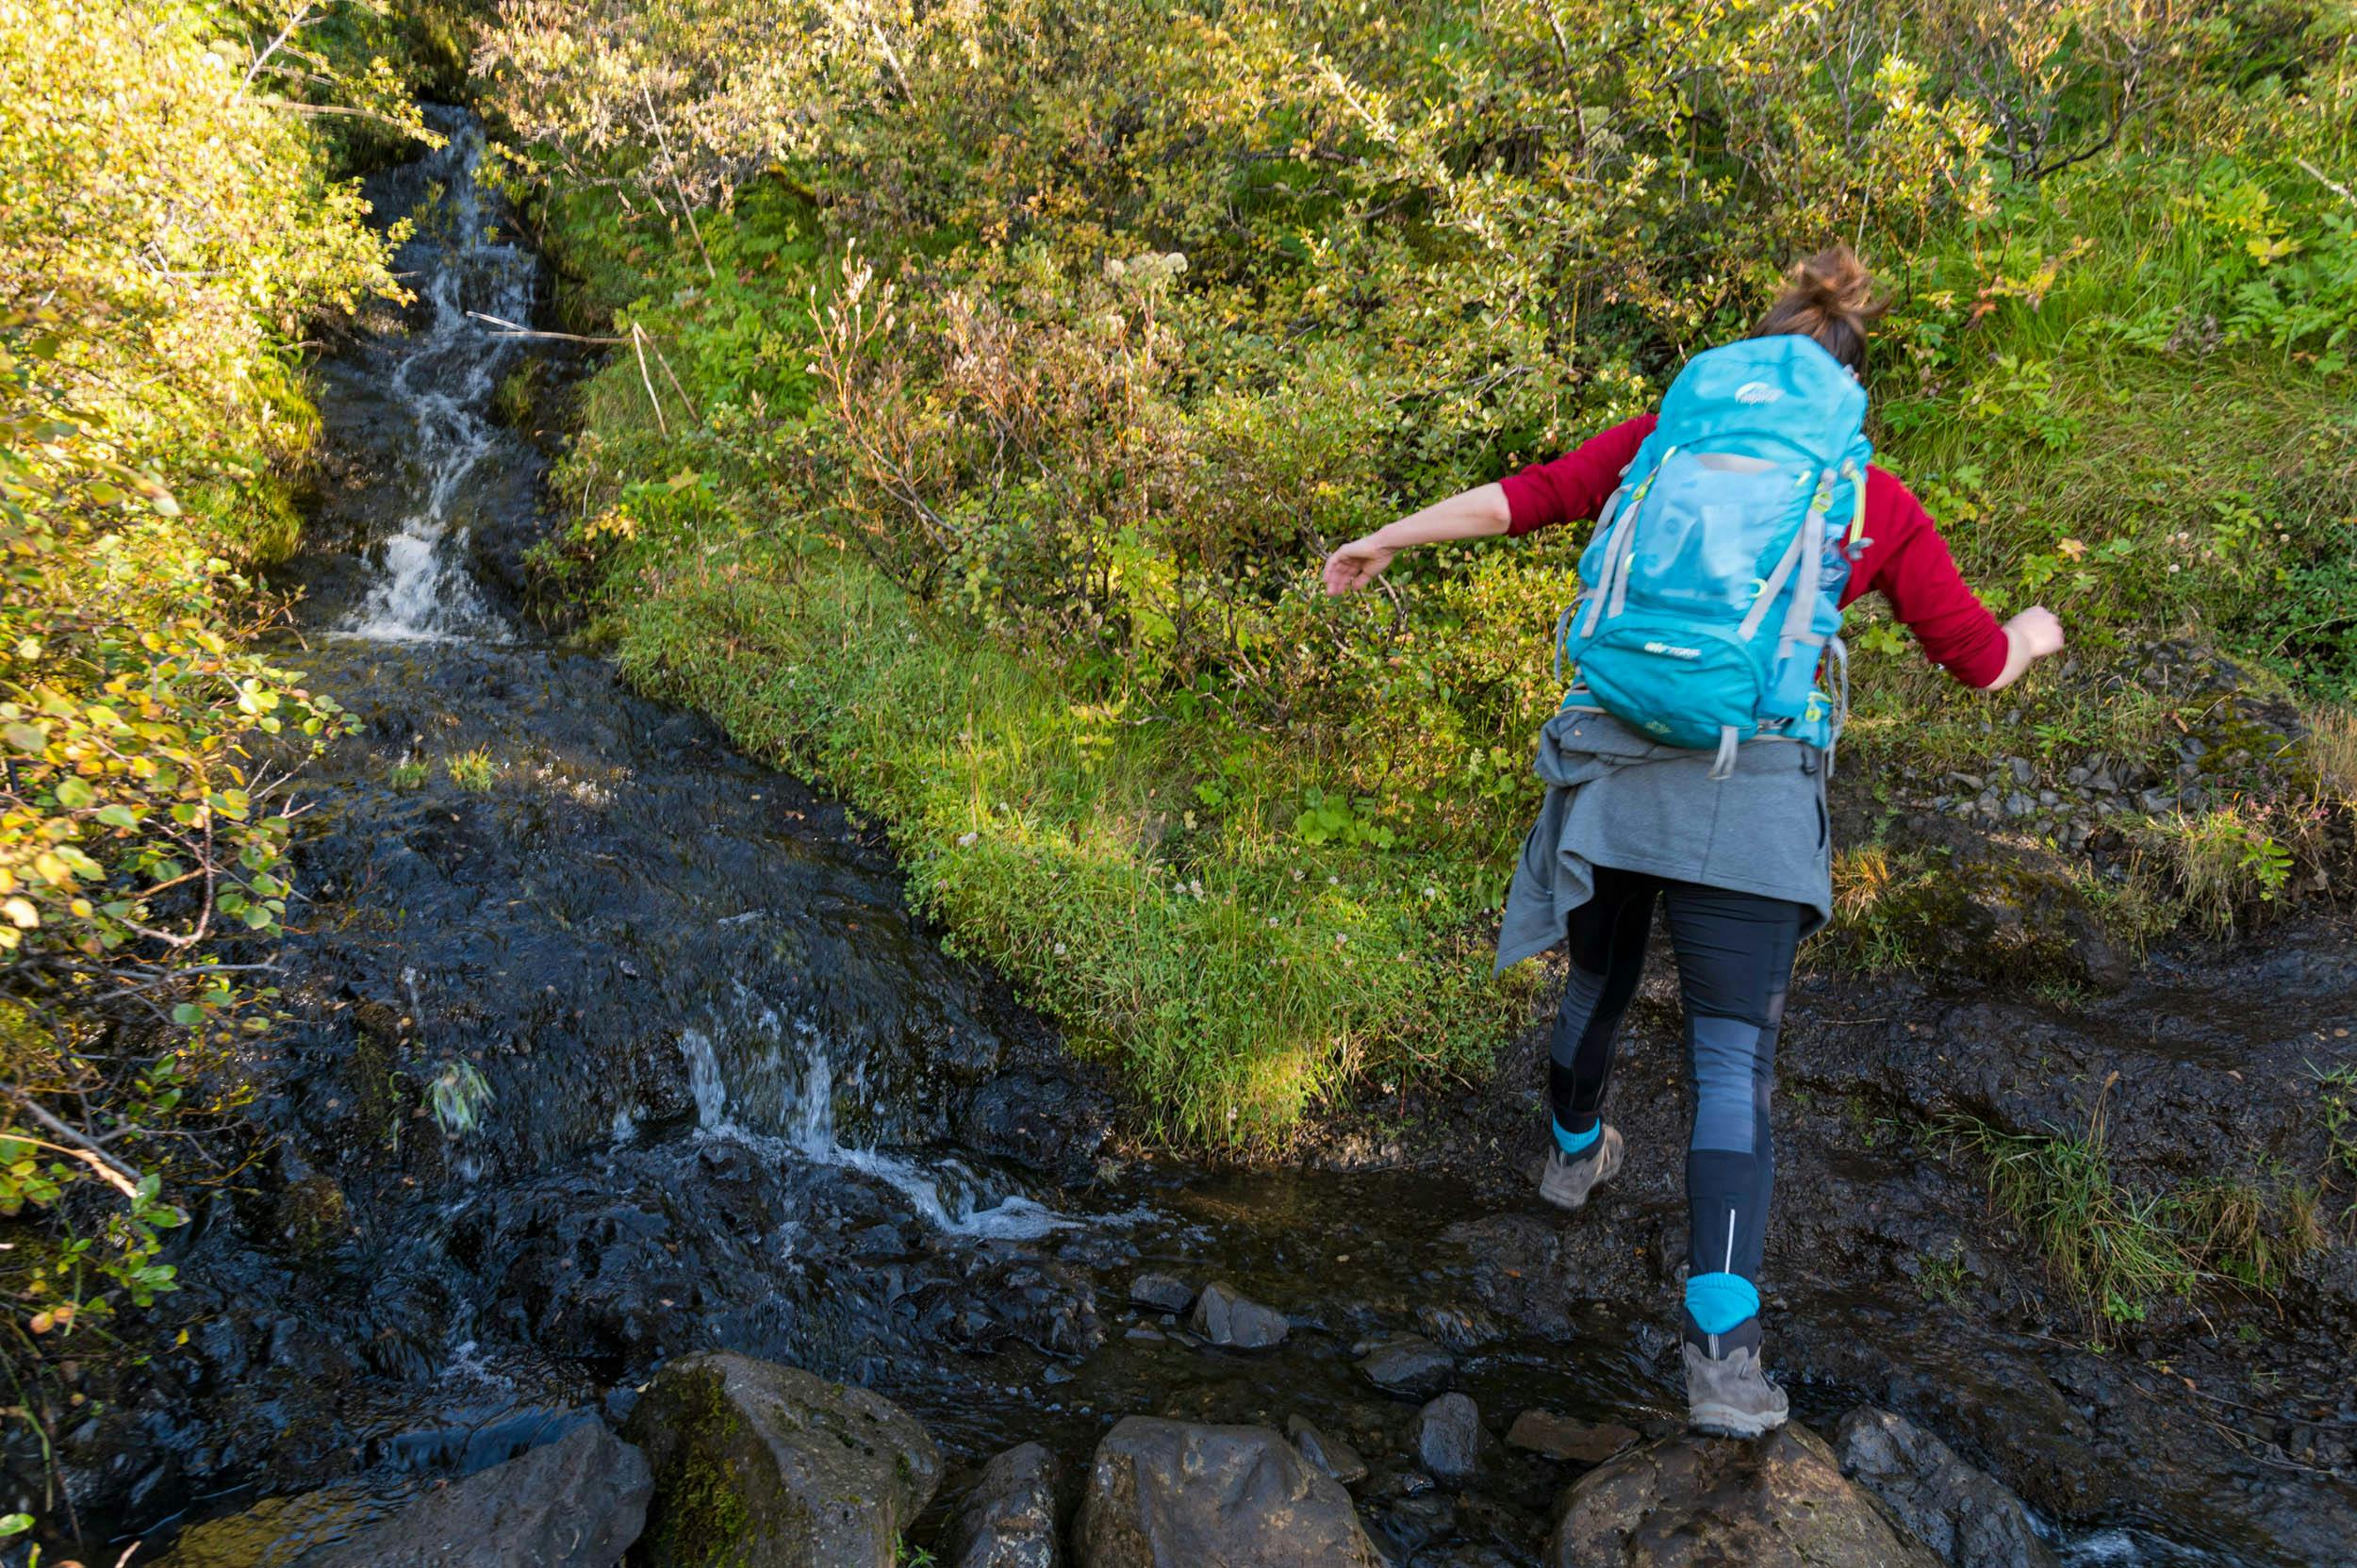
[1549,867,1803,1350]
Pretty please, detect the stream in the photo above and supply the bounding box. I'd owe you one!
[44,116,2353,1567]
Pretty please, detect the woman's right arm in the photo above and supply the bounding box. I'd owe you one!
[1322,485,1511,595]
[1322,416,1656,597]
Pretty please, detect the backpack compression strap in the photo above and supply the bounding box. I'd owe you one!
[1578,449,1673,638]
[1710,726,1739,781]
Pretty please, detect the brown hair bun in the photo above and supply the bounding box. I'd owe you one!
[1750,245,1887,372]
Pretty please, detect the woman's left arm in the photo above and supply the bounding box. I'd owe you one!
[1860,471,2062,690]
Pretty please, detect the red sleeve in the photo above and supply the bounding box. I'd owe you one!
[1499,415,1657,536]
[1842,468,2009,688]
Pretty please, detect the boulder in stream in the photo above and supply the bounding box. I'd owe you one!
[309,1423,651,1568]
[950,1441,1063,1568]
[1548,1423,1942,1568]
[1835,1407,2059,1568]
[158,1425,651,1568]
[1355,1332,1455,1399]
[1189,1281,1290,1348]
[1076,1417,1389,1567]
[955,1066,1114,1181]
[1128,1272,1195,1314]
[1286,1414,1369,1486]
[621,1351,942,1568]
[1414,1393,1483,1482]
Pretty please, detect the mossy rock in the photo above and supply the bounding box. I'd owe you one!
[1827,843,2126,992]
[621,1351,941,1568]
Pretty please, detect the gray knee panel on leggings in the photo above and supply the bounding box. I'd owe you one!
[1550,964,1611,1069]
[1689,1015,1763,1152]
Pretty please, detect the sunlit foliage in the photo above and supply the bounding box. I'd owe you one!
[0,0,406,1362]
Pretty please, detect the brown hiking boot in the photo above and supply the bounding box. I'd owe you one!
[1683,1342,1790,1438]
[1536,1124,1624,1213]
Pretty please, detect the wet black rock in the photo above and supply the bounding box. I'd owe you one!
[275,1174,351,1255]
[1368,1474,1458,1558]
[1286,1414,1369,1485]
[1834,1407,2058,1568]
[1356,1333,1455,1399]
[1076,1417,1388,1567]
[1190,1281,1289,1349]
[951,1442,1063,1568]
[1414,1302,1506,1354]
[1128,1272,1195,1314]
[1548,1424,1941,1568]
[1413,1394,1482,1482]
[955,1067,1114,1182]
[309,1423,650,1567]
[1505,1410,1636,1465]
[622,1351,941,1567]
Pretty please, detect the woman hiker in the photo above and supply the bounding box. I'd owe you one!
[1320,247,2065,1437]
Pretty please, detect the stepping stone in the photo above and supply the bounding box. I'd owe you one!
[1128,1272,1195,1313]
[1190,1281,1288,1349]
[1286,1415,1369,1485]
[1415,1393,1483,1482]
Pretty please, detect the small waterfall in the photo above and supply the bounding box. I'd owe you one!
[674,1015,1072,1241]
[342,118,533,643]
[681,1029,730,1131]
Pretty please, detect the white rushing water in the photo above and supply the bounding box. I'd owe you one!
[676,1023,1074,1241]
[341,122,532,644]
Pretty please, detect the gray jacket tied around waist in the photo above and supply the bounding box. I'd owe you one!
[1493,708,1835,972]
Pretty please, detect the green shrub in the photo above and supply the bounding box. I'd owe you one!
[0,0,420,1476]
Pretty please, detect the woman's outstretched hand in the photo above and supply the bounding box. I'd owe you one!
[1986,604,2066,691]
[1322,485,1512,597]
[1323,534,1397,596]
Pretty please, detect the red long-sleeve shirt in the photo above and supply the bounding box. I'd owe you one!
[1498,415,2010,688]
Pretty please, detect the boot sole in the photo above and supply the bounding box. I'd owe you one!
[1688,1403,1789,1439]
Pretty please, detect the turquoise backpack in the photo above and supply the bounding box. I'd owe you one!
[1555,334,1870,776]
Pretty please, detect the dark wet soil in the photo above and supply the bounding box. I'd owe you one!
[12,115,2356,1568]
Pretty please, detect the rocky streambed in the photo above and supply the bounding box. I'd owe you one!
[9,114,2357,1568]
[151,1339,2064,1568]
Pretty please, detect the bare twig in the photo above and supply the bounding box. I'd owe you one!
[650,338,701,424]
[465,311,627,344]
[631,322,670,436]
[239,2,320,94]
[1,1092,142,1199]
[639,84,717,284]
[2296,157,2357,209]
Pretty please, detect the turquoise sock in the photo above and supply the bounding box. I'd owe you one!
[1552,1117,1602,1157]
[1685,1272,1759,1335]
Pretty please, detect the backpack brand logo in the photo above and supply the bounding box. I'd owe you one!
[1734,381,1783,404]
[1642,640,1703,660]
